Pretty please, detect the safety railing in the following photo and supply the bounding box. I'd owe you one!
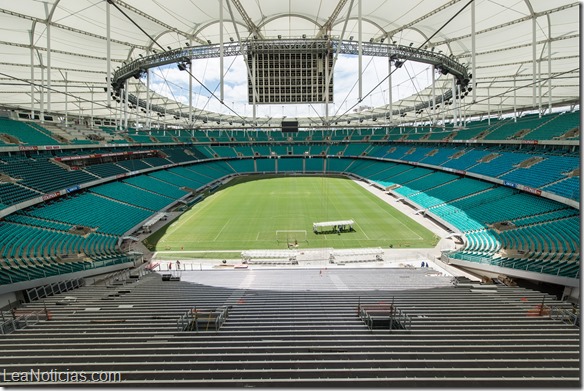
[177,306,230,332]
[0,309,50,335]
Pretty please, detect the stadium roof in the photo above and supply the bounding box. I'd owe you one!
[0,0,579,128]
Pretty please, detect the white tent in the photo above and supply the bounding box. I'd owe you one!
[313,220,354,233]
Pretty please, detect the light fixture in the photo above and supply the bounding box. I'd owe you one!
[230,37,234,42]
[349,36,354,41]
[185,42,190,47]
[207,40,212,45]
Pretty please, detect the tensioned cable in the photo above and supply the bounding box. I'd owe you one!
[150,66,187,117]
[105,0,248,124]
[330,0,475,125]
[0,65,575,129]
[197,55,243,116]
[331,54,378,119]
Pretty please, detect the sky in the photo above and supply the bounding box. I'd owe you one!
[147,54,435,121]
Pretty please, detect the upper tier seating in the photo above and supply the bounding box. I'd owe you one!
[0,155,95,194]
[0,118,61,145]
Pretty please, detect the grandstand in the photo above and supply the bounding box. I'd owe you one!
[0,1,579,388]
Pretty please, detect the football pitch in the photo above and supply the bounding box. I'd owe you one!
[147,176,439,254]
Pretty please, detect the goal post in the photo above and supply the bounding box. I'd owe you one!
[275,230,308,246]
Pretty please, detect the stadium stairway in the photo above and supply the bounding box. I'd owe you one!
[0,269,578,387]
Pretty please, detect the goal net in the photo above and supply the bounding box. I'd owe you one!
[275,230,308,246]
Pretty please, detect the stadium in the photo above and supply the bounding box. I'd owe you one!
[0,0,580,388]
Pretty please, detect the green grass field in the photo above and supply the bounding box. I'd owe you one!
[146,176,438,254]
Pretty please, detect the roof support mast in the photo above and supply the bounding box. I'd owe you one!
[325,0,353,125]
[44,3,51,113]
[29,30,35,121]
[38,53,44,123]
[532,15,537,111]
[188,39,193,126]
[358,0,362,101]
[146,68,151,130]
[431,65,435,125]
[64,72,68,127]
[471,0,476,103]
[228,0,263,123]
[220,0,224,103]
[318,0,349,125]
[124,79,129,130]
[547,19,552,115]
[106,0,111,109]
[388,58,392,123]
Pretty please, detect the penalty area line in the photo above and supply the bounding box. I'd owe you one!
[213,219,231,241]
[352,218,370,240]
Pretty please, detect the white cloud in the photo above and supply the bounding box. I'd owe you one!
[147,53,434,119]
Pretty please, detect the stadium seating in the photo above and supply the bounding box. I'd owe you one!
[84,162,129,178]
[0,269,578,387]
[115,159,153,171]
[0,110,578,285]
[499,155,579,188]
[277,158,303,172]
[521,111,580,140]
[160,147,199,163]
[89,181,176,211]
[543,176,580,200]
[123,175,189,199]
[0,155,95,194]
[0,182,40,206]
[392,171,458,197]
[225,158,256,173]
[0,117,61,145]
[24,192,152,235]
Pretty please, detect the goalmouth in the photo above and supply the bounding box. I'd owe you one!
[275,230,308,247]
